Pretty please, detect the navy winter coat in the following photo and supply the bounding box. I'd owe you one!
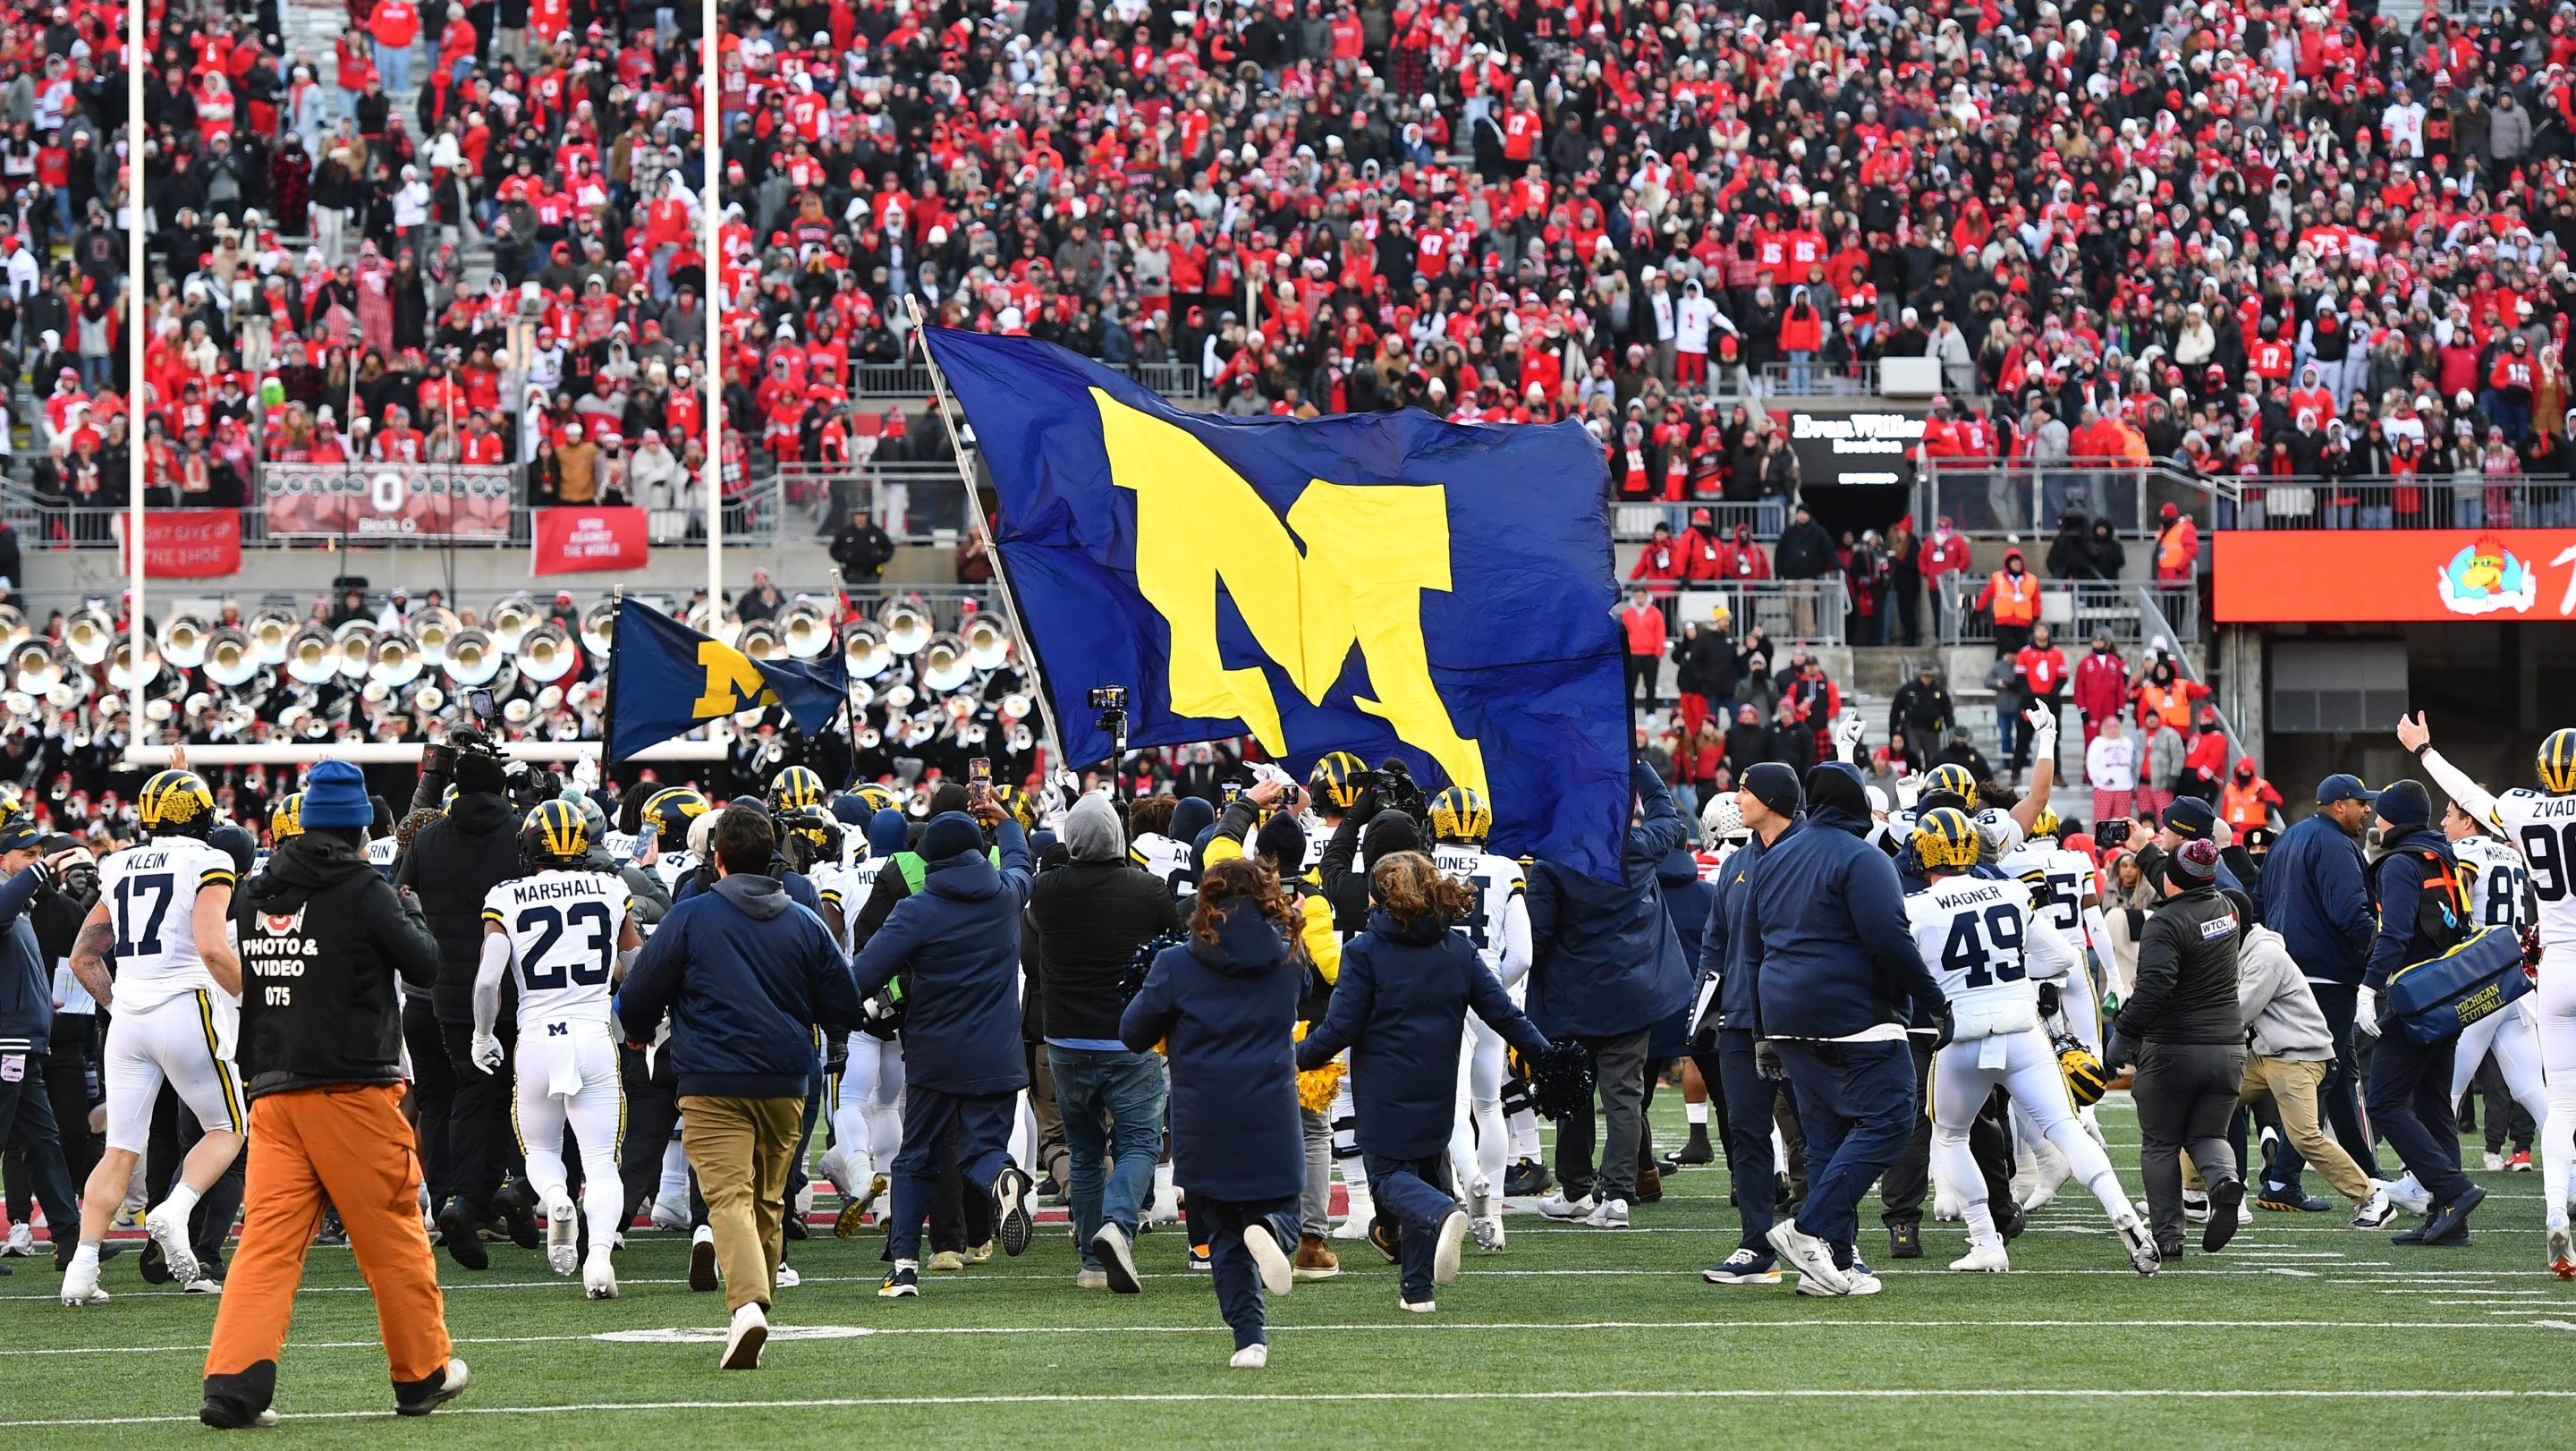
[1744,802,1945,1039]
[0,866,52,1056]
[1698,819,1796,1031]
[1120,898,1305,1202]
[2365,827,2459,992]
[2259,812,2376,987]
[615,873,862,1099]
[849,819,1035,1095]
[1524,759,1693,1039]
[1296,905,1549,1158]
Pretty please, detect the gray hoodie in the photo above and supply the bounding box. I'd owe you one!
[2237,923,2333,1060]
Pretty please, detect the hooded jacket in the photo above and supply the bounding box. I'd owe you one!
[1030,810,1184,1046]
[615,871,861,1099]
[1657,848,1716,1053]
[1523,759,1693,1039]
[2365,826,2460,992]
[1697,818,1797,1031]
[397,791,527,1023]
[2258,811,2376,986]
[2237,922,2333,1060]
[1296,904,1548,1158]
[0,866,55,1056]
[849,818,1035,1095]
[1744,774,1944,1040]
[1121,897,1306,1202]
[2117,880,2244,1048]
[231,830,440,1099]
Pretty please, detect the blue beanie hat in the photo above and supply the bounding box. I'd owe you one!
[920,810,984,861]
[302,760,373,830]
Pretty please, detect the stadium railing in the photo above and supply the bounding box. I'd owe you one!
[2219,475,2576,530]
[845,359,1208,402]
[1755,360,1884,398]
[767,462,979,543]
[1934,576,2200,647]
[1916,459,2234,540]
[0,474,792,549]
[1640,579,1852,649]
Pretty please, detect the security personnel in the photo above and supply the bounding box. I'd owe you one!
[2106,838,2246,1261]
[2360,779,2483,1246]
[1973,547,2040,657]
[203,760,465,1427]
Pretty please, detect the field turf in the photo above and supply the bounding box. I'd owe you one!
[4,1095,2573,1447]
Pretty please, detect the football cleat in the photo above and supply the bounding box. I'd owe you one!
[544,1191,579,1276]
[649,1196,691,1233]
[835,1173,889,1238]
[2546,1226,2575,1281]
[2114,1211,2162,1276]
[1470,1215,1506,1252]
[145,1204,203,1289]
[1329,1189,1376,1239]
[60,1256,108,1306]
[583,1250,618,1300]
[1949,1243,2010,1273]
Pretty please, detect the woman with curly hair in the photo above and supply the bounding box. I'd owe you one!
[1119,858,1308,1368]
[1294,852,1554,1314]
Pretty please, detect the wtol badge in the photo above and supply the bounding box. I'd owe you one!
[922,328,1633,880]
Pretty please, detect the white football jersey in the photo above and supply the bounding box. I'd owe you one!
[2453,830,2532,933]
[482,870,632,1027]
[2487,789,2576,949]
[1904,874,2076,1014]
[2000,843,2096,938]
[1132,831,1192,895]
[1299,813,1334,872]
[1430,844,1530,977]
[97,836,240,1013]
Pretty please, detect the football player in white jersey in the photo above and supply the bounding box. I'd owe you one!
[470,801,641,1299]
[639,786,710,894]
[1906,809,2159,1276]
[2397,714,2576,1277]
[823,807,910,1234]
[1428,786,1531,1249]
[61,768,246,1303]
[2443,798,2553,1175]
[1996,810,2115,1209]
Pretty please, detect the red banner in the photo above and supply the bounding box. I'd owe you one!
[114,511,243,579]
[532,506,649,575]
[2214,530,2576,623]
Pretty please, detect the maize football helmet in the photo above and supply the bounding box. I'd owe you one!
[1911,806,1980,871]
[270,793,304,842]
[1428,785,1492,845]
[2055,1033,2110,1107]
[521,798,591,869]
[140,770,217,838]
[2540,728,2576,794]
[642,786,710,841]
[767,765,826,813]
[1309,751,1367,811]
[1921,762,1979,808]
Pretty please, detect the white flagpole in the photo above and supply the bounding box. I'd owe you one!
[701,1,722,617]
[901,301,1068,776]
[125,0,146,766]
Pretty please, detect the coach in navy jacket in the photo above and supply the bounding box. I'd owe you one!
[1741,762,1945,1289]
[847,807,1038,1272]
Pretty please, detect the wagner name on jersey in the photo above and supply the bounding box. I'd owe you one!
[2490,788,2576,948]
[2453,830,2532,932]
[1430,844,1530,978]
[97,836,240,1012]
[483,870,632,1026]
[1904,874,2076,1040]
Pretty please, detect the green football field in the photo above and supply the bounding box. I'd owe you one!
[4,1094,2573,1447]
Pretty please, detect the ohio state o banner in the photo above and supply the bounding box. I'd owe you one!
[532,506,649,575]
[261,463,514,539]
[114,510,243,578]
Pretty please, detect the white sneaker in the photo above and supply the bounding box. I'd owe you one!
[1,1222,32,1256]
[2485,1150,2508,1172]
[1949,1241,2010,1272]
[2114,1211,2161,1276]
[544,1190,579,1276]
[650,1197,691,1233]
[720,1303,767,1370]
[2384,1174,2434,1216]
[1537,1190,1597,1221]
[774,1262,800,1289]
[60,1255,107,1306]
[1765,1219,1852,1295]
[1582,1197,1631,1229]
[1398,1297,1436,1313]
[1843,1267,1884,1296]
[2181,1188,2211,1224]
[2546,1226,2574,1281]
[583,1251,618,1300]
[145,1203,202,1286]
[1075,1269,1108,1290]
[2351,1189,2397,1230]
[2236,1197,2253,1226]
[1329,1191,1376,1239]
[1146,1165,1182,1228]
[1470,1215,1505,1252]
[1229,1344,1269,1369]
[1245,1222,1295,1297]
[1431,1209,1470,1287]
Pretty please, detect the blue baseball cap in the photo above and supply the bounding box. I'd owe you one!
[2317,774,2377,807]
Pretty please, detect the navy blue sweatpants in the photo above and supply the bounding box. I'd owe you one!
[1775,1039,1915,1265]
[1192,1194,1301,1349]
[885,1087,1015,1263]
[1362,1150,1457,1303]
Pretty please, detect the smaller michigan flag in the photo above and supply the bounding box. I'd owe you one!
[605,598,849,760]
[923,327,1629,878]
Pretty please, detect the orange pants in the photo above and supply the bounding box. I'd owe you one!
[205,1083,452,1412]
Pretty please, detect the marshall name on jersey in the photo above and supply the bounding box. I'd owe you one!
[2453,831,2531,932]
[482,871,631,1027]
[97,837,240,1013]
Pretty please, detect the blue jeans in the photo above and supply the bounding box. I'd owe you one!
[1362,1150,1458,1303]
[1775,1039,1916,1265]
[1047,1047,1167,1268]
[375,38,412,97]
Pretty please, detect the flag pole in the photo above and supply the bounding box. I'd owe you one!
[902,300,1069,785]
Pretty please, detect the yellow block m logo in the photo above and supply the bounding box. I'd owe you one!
[691,641,781,720]
[1095,388,1487,802]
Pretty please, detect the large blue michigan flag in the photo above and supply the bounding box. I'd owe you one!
[606,598,849,760]
[924,327,1629,878]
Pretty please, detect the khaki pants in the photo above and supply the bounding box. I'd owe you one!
[2239,1055,2375,1203]
[206,1084,453,1416]
[680,1094,803,1312]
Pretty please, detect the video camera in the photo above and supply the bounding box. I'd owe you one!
[1355,757,1427,821]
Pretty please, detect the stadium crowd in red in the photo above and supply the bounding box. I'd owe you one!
[706,0,2576,526]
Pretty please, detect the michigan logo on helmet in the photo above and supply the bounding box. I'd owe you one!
[776,805,844,870]
[988,783,1038,832]
[270,793,305,842]
[1428,785,1492,845]
[1921,762,1979,809]
[2541,728,2576,793]
[1911,806,1980,871]
[521,798,590,868]
[857,784,901,815]
[767,765,826,813]
[2055,1033,2110,1107]
[140,769,217,837]
[1308,751,1367,811]
[2030,809,2061,839]
[643,786,711,838]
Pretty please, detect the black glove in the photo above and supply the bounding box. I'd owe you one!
[2037,981,2062,1019]
[1347,785,1382,826]
[2105,1031,2140,1074]
[1753,1039,1784,1081]
[1930,1005,1957,1050]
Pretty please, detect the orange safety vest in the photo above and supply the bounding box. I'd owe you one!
[2157,521,2194,573]
[2138,683,2192,731]
[2221,779,2270,831]
[1987,570,2040,626]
